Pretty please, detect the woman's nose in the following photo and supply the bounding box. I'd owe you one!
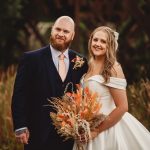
[95,41,101,47]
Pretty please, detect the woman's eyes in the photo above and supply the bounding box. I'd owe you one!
[93,38,106,43]
[101,39,106,43]
[93,38,98,42]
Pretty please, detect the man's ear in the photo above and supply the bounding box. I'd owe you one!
[71,31,75,40]
[50,25,54,33]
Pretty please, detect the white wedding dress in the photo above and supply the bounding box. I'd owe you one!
[73,75,150,150]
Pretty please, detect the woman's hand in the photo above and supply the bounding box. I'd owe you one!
[90,128,99,140]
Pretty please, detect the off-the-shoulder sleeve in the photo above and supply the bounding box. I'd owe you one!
[88,75,127,90]
[105,77,127,90]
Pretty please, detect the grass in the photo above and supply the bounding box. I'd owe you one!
[0,65,150,149]
[127,79,150,130]
[0,66,23,150]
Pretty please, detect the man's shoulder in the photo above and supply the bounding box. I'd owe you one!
[24,45,50,57]
[20,45,50,63]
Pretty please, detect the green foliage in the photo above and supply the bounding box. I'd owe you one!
[0,0,23,68]
[0,0,150,81]
[0,0,22,40]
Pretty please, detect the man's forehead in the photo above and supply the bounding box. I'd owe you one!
[53,18,74,31]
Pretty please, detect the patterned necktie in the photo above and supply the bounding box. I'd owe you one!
[58,54,66,81]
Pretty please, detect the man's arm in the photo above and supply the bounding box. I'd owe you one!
[11,53,31,143]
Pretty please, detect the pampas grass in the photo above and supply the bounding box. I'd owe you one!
[0,65,23,150]
[0,65,149,149]
[127,79,150,130]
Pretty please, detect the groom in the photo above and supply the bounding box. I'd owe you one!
[11,16,88,150]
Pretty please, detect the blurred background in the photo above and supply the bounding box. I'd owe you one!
[0,0,150,149]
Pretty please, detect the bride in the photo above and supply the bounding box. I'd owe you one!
[73,26,150,150]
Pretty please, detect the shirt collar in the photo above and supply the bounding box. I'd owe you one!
[50,45,69,59]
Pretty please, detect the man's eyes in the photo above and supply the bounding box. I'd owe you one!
[64,30,69,34]
[55,28,61,31]
[55,28,69,34]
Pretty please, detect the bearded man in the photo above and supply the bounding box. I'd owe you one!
[11,16,88,150]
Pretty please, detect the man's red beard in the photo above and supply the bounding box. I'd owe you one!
[50,36,72,52]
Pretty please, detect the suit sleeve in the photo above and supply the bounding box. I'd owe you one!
[11,53,31,130]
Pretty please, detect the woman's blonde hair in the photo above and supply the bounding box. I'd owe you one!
[88,26,119,82]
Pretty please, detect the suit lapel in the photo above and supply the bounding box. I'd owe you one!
[64,50,76,83]
[42,46,62,89]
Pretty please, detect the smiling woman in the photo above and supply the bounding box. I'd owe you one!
[73,26,150,150]
[91,30,107,57]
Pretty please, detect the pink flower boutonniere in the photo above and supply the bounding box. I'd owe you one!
[71,55,85,70]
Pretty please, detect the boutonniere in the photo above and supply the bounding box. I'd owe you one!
[71,55,85,69]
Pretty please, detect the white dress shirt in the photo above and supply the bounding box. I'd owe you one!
[50,45,69,73]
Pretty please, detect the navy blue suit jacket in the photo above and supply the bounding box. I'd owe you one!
[11,45,88,150]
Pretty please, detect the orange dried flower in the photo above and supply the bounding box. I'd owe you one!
[49,82,107,148]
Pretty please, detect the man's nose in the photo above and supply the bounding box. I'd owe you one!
[58,31,64,36]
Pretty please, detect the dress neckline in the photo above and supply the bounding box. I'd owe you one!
[82,74,126,83]
[82,74,101,82]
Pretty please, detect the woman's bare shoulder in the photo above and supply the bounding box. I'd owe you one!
[111,62,125,79]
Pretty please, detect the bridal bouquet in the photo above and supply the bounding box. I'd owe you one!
[49,83,106,150]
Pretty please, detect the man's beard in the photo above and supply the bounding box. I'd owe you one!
[50,36,72,52]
